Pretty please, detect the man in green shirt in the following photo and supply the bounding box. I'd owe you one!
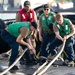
[1,21,37,71]
[49,13,75,66]
[39,4,55,57]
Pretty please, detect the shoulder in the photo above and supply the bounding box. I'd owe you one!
[18,8,24,13]
[64,18,70,21]
[16,12,20,16]
[50,12,55,15]
[64,18,71,23]
[20,27,29,37]
[30,9,35,12]
[54,22,58,25]
[40,13,44,18]
[18,8,22,12]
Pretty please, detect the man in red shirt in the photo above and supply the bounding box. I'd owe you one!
[16,1,37,22]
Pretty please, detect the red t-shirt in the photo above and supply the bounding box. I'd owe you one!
[18,8,35,22]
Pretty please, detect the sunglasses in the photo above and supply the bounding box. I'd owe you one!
[44,9,49,11]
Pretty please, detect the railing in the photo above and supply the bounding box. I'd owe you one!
[3,19,15,24]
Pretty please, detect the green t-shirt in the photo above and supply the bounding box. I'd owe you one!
[54,18,71,38]
[8,22,30,37]
[40,12,55,34]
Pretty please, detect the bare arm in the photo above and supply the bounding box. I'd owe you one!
[39,18,42,37]
[66,21,75,39]
[16,12,21,22]
[34,11,37,22]
[26,37,33,47]
[53,24,63,41]
[16,28,29,46]
[39,18,42,42]
[26,34,36,54]
[16,28,36,54]
[16,34,29,46]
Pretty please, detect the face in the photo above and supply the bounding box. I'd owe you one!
[30,26,36,32]
[56,18,63,25]
[43,8,50,15]
[24,6,30,12]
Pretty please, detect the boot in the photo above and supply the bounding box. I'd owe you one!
[38,56,47,65]
[31,54,37,62]
[9,62,19,72]
[68,61,74,67]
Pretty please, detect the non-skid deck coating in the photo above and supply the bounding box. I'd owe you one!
[0,60,75,75]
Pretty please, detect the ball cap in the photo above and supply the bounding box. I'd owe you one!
[43,4,49,9]
[24,1,30,7]
[31,22,37,29]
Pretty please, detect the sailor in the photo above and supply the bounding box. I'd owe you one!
[49,13,75,67]
[39,4,56,57]
[1,21,37,71]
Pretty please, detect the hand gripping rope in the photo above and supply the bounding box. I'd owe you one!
[0,48,28,75]
[33,40,66,75]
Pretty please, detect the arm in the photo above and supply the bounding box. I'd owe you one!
[53,24,63,41]
[16,28,36,54]
[26,37,33,48]
[39,18,42,42]
[34,11,37,22]
[16,12,21,22]
[16,28,30,47]
[16,34,29,46]
[16,34,35,54]
[26,33,36,54]
[66,21,75,39]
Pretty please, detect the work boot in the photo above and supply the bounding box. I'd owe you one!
[31,54,37,64]
[25,58,31,65]
[68,61,74,67]
[9,62,19,72]
[10,66,19,70]
[38,56,47,65]
[47,54,56,61]
[20,60,26,65]
[62,60,68,66]
[9,66,19,73]
[25,59,37,66]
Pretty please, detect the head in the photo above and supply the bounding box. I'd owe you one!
[55,13,63,24]
[43,4,50,15]
[24,0,30,12]
[30,22,37,31]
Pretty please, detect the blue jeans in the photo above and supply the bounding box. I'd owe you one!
[40,33,55,57]
[49,36,75,61]
[1,30,31,64]
[1,30,19,63]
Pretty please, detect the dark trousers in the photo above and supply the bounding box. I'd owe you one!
[72,34,75,51]
[20,44,32,62]
[40,33,55,57]
[1,30,31,65]
[49,36,75,61]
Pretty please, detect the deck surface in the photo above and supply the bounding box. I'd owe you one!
[0,58,75,75]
